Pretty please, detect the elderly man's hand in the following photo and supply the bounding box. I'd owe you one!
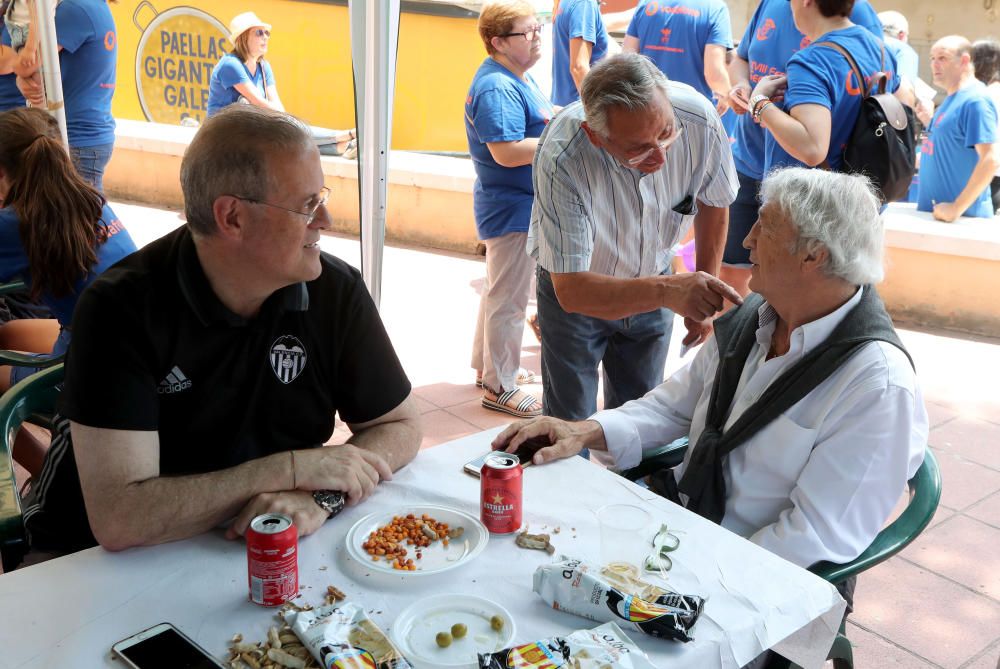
[226,491,329,539]
[292,444,393,505]
[492,417,604,464]
[932,201,961,223]
[16,72,44,106]
[666,272,742,321]
[682,316,714,348]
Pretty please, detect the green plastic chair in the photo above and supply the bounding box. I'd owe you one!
[623,439,942,669]
[0,364,63,572]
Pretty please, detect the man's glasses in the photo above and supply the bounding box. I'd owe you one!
[500,25,543,42]
[233,187,330,225]
[253,29,271,38]
[624,125,684,167]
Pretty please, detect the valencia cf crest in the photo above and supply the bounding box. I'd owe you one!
[270,335,307,384]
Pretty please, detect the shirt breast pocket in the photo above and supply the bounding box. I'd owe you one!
[737,414,818,490]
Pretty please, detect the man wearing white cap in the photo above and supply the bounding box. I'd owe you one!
[207,11,285,116]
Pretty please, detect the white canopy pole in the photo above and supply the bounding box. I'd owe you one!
[35,0,68,148]
[348,0,400,309]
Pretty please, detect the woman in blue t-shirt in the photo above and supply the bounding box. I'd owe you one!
[0,108,137,390]
[207,12,285,117]
[747,0,907,175]
[465,1,554,418]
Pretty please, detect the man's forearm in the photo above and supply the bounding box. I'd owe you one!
[551,271,673,319]
[728,55,750,86]
[951,151,998,214]
[693,202,727,276]
[347,415,422,473]
[89,452,293,550]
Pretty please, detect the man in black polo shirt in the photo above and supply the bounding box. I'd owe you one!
[22,106,422,555]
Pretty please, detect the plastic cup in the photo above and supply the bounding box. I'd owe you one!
[596,503,651,567]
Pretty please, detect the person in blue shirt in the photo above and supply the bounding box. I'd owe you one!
[0,107,136,391]
[207,12,284,117]
[622,0,732,111]
[466,1,553,418]
[721,0,883,300]
[918,36,999,221]
[9,0,117,192]
[551,0,610,106]
[750,0,907,176]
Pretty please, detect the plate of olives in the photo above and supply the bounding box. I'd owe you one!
[389,593,516,668]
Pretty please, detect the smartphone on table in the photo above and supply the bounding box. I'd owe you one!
[111,622,225,669]
[463,436,551,477]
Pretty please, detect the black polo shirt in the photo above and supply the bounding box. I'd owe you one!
[24,226,411,551]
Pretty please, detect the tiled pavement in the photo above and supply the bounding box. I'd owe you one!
[13,201,1000,668]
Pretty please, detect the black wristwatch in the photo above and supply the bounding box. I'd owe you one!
[312,490,346,518]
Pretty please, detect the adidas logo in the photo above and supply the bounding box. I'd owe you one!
[157,366,192,394]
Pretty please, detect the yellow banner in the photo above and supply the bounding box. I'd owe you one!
[109,0,482,151]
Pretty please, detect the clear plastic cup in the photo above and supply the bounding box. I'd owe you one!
[596,503,652,567]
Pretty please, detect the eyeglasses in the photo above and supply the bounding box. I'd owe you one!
[623,125,684,167]
[253,28,271,38]
[233,187,330,225]
[500,25,543,42]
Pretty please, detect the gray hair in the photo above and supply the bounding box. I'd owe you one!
[180,105,313,236]
[878,10,909,38]
[580,53,670,136]
[760,168,885,285]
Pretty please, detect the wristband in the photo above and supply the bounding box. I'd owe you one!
[753,101,774,123]
[749,94,770,117]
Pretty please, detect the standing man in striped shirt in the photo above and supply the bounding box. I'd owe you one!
[529,53,740,423]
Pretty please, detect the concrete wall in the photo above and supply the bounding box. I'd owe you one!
[106,120,1000,338]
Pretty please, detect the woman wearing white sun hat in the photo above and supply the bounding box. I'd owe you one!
[207,11,284,116]
[206,11,357,155]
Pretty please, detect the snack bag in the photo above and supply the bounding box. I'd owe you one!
[533,557,704,642]
[284,602,412,669]
[478,622,656,669]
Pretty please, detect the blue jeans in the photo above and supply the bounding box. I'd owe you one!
[70,143,114,193]
[536,267,673,423]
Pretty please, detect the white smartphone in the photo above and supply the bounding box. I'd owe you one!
[111,622,225,669]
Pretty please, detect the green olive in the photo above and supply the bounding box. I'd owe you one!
[451,623,467,638]
[490,615,504,631]
[436,632,453,648]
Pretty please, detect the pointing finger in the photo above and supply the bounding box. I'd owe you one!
[708,276,743,305]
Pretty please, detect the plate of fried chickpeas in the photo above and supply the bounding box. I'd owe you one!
[345,505,488,576]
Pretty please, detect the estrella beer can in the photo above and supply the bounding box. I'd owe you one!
[247,513,298,606]
[481,453,523,534]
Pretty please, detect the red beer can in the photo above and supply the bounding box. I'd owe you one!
[481,453,523,534]
[246,513,298,606]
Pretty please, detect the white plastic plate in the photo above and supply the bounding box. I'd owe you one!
[390,593,516,669]
[345,505,487,576]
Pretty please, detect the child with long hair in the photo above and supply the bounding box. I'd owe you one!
[0,107,137,390]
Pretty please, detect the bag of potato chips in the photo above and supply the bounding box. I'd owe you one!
[284,602,412,669]
[478,623,655,669]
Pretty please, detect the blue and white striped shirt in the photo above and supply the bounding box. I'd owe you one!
[528,82,738,278]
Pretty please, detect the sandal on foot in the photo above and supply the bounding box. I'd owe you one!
[482,387,542,418]
[476,367,536,388]
[527,313,542,343]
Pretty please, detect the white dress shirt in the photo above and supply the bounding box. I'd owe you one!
[527,81,738,278]
[592,289,928,568]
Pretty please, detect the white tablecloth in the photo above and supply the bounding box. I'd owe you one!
[0,428,845,669]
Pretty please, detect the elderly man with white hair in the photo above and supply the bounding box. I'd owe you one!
[496,168,928,589]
